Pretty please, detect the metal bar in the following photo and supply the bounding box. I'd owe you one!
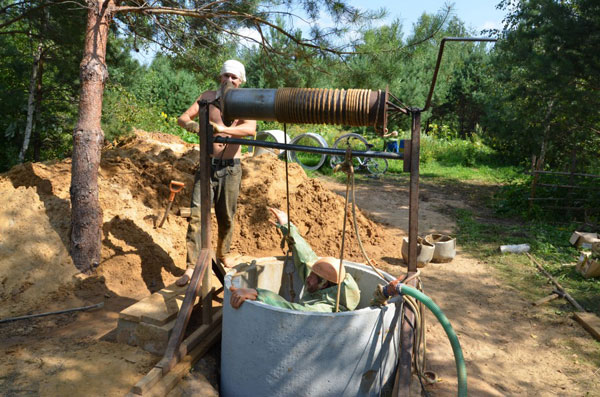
[395,275,417,396]
[200,104,213,250]
[213,136,403,160]
[199,101,213,325]
[0,302,103,324]
[407,111,421,273]
[537,183,599,190]
[526,170,600,178]
[530,205,589,211]
[528,197,593,202]
[423,37,497,111]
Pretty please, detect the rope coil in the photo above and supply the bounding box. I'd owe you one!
[275,88,378,127]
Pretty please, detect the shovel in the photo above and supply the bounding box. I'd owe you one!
[158,180,185,228]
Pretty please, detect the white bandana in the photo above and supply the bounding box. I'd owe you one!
[220,59,246,84]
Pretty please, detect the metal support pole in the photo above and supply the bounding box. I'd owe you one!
[198,102,213,324]
[396,275,417,396]
[407,110,421,273]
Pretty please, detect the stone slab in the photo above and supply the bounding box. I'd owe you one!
[119,283,189,325]
[135,318,176,355]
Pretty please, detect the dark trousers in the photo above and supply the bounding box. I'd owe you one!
[186,162,242,268]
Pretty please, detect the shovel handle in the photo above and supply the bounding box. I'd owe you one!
[168,180,185,201]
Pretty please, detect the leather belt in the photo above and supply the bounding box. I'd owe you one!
[210,158,241,166]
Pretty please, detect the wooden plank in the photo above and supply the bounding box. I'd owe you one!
[120,284,187,325]
[143,323,222,397]
[202,255,214,325]
[161,249,212,373]
[532,293,560,306]
[131,368,162,395]
[156,308,222,372]
[180,310,223,356]
[573,312,600,342]
[526,253,587,312]
[133,309,222,395]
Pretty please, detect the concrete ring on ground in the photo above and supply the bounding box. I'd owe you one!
[287,132,329,171]
[251,129,291,157]
[221,258,401,397]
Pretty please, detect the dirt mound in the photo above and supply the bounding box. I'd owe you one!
[0,131,387,318]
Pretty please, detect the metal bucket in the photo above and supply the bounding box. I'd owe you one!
[425,234,457,263]
[401,236,435,268]
[221,258,401,397]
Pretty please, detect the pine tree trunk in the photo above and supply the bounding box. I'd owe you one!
[70,0,113,273]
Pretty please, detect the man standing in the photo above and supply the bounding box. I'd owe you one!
[229,208,361,312]
[176,60,256,286]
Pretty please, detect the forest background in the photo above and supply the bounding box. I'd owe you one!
[1,0,599,224]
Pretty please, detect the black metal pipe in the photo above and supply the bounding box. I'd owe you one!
[422,37,497,112]
[213,136,404,160]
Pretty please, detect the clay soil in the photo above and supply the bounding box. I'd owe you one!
[1,130,598,396]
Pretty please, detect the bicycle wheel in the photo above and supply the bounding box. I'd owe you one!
[330,133,369,169]
[366,157,388,176]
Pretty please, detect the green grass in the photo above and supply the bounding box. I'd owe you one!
[455,208,600,316]
[262,128,600,320]
[419,161,520,183]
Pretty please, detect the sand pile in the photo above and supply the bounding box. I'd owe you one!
[0,130,386,318]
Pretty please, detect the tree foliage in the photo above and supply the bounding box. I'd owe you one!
[482,0,600,170]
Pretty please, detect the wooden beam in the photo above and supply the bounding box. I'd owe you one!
[573,312,600,342]
[134,309,222,395]
[532,293,560,306]
[160,249,212,374]
[526,253,586,312]
[130,311,222,396]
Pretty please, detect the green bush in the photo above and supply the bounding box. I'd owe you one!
[102,83,198,143]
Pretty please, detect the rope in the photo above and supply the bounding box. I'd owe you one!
[335,147,353,313]
[349,169,387,281]
[283,123,295,302]
[400,276,435,391]
[275,88,375,127]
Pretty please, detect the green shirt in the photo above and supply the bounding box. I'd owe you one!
[255,222,361,312]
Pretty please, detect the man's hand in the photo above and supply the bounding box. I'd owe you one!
[229,286,258,309]
[268,207,288,226]
[209,121,225,134]
[184,121,200,133]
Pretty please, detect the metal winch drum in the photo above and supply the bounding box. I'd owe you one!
[221,258,401,397]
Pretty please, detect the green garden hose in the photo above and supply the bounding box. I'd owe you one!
[394,284,468,397]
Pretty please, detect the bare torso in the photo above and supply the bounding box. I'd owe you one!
[203,90,242,159]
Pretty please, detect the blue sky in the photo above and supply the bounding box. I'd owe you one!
[132,1,507,64]
[354,0,507,33]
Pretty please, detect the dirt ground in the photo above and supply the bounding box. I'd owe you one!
[1,130,599,396]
